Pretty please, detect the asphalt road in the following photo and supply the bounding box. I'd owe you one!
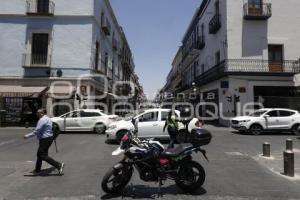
[1,126,300,200]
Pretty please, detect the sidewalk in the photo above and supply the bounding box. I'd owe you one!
[255,148,300,181]
[0,127,33,130]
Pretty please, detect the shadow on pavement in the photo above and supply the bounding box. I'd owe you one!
[232,131,295,136]
[24,167,62,177]
[101,185,207,199]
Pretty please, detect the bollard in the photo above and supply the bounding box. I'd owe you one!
[286,139,293,151]
[283,150,294,177]
[263,142,270,157]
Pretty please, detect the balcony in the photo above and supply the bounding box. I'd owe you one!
[209,14,221,34]
[101,19,111,36]
[26,0,55,16]
[22,53,51,67]
[243,3,272,20]
[193,59,300,87]
[182,36,205,63]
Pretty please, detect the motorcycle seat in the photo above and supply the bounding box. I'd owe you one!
[161,143,194,157]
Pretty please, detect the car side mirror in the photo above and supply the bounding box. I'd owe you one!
[264,115,270,118]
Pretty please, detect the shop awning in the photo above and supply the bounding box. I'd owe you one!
[0,85,47,97]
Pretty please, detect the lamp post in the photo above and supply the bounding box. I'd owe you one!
[191,82,197,116]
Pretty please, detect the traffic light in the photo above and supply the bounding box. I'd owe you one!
[234,95,240,102]
[226,95,232,102]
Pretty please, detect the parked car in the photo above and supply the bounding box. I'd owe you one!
[106,108,184,142]
[51,109,118,134]
[231,108,300,135]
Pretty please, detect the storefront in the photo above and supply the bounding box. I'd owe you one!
[0,86,47,126]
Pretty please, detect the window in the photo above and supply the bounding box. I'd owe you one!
[104,52,108,74]
[31,33,49,65]
[279,110,295,117]
[80,111,101,117]
[268,45,283,62]
[215,51,220,65]
[267,110,278,117]
[94,41,99,70]
[37,0,49,13]
[139,112,158,122]
[65,111,80,118]
[248,0,262,9]
[215,1,220,14]
[101,12,105,26]
[161,111,179,121]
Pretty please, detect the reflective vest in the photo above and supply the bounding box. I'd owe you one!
[167,115,178,129]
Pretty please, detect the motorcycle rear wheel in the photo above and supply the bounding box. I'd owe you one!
[101,164,133,194]
[175,161,205,193]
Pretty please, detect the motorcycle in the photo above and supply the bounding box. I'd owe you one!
[101,120,212,194]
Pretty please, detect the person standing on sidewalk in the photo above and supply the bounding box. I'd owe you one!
[163,111,179,149]
[24,108,64,175]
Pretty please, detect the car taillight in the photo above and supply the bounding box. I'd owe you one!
[121,133,129,142]
[195,119,202,127]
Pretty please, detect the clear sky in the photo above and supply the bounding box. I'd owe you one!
[110,0,201,100]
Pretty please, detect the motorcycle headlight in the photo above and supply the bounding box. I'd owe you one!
[108,125,117,130]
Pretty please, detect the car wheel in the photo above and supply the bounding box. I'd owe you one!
[116,130,128,143]
[249,124,263,135]
[94,123,106,134]
[291,124,300,135]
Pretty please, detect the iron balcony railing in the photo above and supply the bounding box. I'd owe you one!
[209,13,221,34]
[26,0,55,15]
[22,53,51,67]
[182,36,205,61]
[243,3,272,20]
[193,59,300,87]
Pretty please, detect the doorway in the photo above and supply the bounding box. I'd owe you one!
[268,44,283,72]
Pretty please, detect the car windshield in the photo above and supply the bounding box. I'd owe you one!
[249,110,267,117]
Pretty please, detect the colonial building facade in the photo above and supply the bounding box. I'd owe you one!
[0,0,141,125]
[163,0,300,125]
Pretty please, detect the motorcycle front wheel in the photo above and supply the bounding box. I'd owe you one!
[175,160,205,193]
[101,163,133,194]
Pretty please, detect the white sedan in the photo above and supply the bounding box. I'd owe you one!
[51,109,118,134]
[105,108,184,142]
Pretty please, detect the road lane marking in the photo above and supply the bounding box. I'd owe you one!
[0,140,15,147]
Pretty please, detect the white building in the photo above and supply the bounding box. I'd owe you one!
[0,0,136,125]
[172,0,300,125]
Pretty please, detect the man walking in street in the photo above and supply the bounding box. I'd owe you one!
[24,108,64,175]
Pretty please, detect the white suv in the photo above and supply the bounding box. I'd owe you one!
[51,109,117,134]
[231,108,300,135]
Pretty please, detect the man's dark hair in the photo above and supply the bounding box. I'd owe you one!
[37,108,47,115]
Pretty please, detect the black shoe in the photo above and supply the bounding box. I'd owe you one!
[29,170,42,175]
[58,163,65,175]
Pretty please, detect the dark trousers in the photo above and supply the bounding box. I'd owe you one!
[35,137,61,172]
[167,127,178,149]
